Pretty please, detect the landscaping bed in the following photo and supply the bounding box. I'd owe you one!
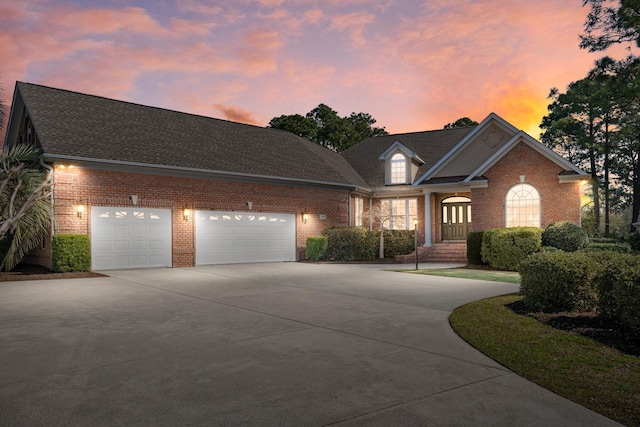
[0,264,106,282]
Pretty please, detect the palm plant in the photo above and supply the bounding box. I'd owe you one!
[0,144,53,271]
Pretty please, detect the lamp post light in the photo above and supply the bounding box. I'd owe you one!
[413,218,418,270]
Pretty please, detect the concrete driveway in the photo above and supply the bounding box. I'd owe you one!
[0,263,620,426]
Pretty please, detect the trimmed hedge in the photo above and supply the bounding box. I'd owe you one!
[466,231,485,266]
[305,237,328,261]
[541,221,589,252]
[586,242,632,253]
[51,234,91,272]
[519,251,599,312]
[520,251,640,330]
[481,227,542,271]
[322,227,378,261]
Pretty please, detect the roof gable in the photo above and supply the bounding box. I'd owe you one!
[377,140,425,164]
[464,131,588,181]
[413,113,519,185]
[340,126,475,189]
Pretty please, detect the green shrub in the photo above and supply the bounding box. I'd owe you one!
[627,233,640,251]
[481,227,542,271]
[519,251,600,312]
[382,230,415,258]
[541,221,589,252]
[591,252,640,320]
[541,246,559,252]
[614,269,640,330]
[51,234,91,272]
[590,237,622,244]
[466,231,485,265]
[585,242,632,253]
[322,227,377,261]
[305,237,328,261]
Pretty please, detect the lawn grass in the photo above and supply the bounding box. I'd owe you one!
[407,268,520,284]
[450,294,640,426]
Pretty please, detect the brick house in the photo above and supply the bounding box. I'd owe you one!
[3,82,587,269]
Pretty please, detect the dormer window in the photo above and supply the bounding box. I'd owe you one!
[390,153,408,184]
[379,140,425,186]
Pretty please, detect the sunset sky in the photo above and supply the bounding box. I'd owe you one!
[0,1,635,140]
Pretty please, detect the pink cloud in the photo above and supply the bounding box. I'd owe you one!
[176,0,223,16]
[48,6,169,36]
[235,29,282,75]
[303,9,323,24]
[330,12,375,47]
[214,103,260,125]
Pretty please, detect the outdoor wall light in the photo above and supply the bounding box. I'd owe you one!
[302,211,309,224]
[183,206,191,221]
[76,204,85,218]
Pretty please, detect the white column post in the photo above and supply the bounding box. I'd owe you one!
[424,191,432,247]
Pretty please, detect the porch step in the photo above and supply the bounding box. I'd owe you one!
[396,242,467,264]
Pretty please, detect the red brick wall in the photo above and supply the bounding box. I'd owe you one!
[50,166,350,267]
[471,142,582,231]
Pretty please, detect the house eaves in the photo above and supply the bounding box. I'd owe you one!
[44,154,362,191]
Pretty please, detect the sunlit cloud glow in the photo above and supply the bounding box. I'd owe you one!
[1,0,635,143]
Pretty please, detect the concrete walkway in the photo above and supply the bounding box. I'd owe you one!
[0,263,621,426]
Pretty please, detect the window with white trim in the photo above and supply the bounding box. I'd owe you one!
[354,197,364,227]
[380,198,417,230]
[390,153,408,184]
[506,184,540,227]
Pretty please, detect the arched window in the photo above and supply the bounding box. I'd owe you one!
[390,153,407,184]
[506,184,540,227]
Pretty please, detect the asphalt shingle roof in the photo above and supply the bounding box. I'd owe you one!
[340,127,476,188]
[17,82,368,188]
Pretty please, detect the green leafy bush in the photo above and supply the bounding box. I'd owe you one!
[590,237,622,244]
[481,227,542,271]
[627,233,640,251]
[305,237,328,261]
[322,227,377,261]
[466,231,484,265]
[541,221,589,252]
[382,230,415,258]
[586,242,632,253]
[519,251,600,312]
[51,234,90,272]
[592,252,640,320]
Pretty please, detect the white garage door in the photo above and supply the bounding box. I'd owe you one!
[91,207,172,270]
[196,211,296,265]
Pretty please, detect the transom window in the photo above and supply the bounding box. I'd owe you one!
[506,184,540,227]
[390,153,407,184]
[380,198,417,230]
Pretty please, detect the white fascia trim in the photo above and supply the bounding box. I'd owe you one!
[464,132,588,182]
[377,140,425,164]
[412,112,519,186]
[43,153,362,190]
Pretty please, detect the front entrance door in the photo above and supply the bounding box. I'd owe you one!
[441,200,471,240]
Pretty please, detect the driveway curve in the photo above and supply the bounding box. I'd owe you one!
[0,263,621,426]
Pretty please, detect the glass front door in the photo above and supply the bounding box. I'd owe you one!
[441,201,471,240]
